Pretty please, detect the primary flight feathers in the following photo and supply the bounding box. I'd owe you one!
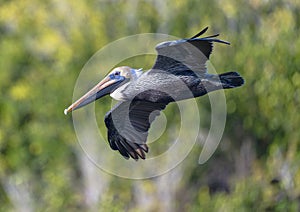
[65,27,244,160]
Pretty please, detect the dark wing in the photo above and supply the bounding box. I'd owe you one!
[104,100,167,160]
[151,27,230,74]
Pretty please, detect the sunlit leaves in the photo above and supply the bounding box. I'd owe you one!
[0,0,299,210]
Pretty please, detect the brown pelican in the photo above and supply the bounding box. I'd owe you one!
[64,27,244,160]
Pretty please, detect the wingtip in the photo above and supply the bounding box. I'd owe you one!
[190,26,209,39]
[135,148,146,160]
[223,40,231,45]
[123,155,130,160]
[140,144,149,153]
[220,40,230,45]
[202,26,209,34]
[128,151,139,160]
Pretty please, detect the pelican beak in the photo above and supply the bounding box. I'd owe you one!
[64,75,125,115]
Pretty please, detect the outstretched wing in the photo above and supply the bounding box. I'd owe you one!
[151,27,230,74]
[104,100,167,160]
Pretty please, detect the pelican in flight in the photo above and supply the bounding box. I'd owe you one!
[65,27,244,160]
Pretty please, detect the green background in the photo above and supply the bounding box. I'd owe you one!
[0,0,299,211]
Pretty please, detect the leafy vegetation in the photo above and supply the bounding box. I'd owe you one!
[0,0,299,211]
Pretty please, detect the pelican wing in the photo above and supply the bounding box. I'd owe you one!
[104,100,167,160]
[152,27,229,73]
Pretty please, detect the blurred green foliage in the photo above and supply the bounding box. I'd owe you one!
[0,0,299,211]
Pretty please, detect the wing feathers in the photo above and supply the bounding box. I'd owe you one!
[103,27,229,160]
[152,27,229,73]
[190,26,209,39]
[104,100,167,160]
[114,140,130,159]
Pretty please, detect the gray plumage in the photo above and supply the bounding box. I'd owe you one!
[103,27,244,160]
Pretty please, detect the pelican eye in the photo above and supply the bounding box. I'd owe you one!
[114,71,120,76]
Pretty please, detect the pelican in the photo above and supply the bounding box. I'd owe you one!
[64,27,244,160]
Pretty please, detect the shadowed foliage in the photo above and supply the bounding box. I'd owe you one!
[0,0,299,211]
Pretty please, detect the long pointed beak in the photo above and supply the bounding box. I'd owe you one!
[64,76,123,115]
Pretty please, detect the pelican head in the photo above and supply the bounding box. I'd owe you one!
[64,66,142,115]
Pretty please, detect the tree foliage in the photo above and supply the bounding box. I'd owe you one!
[0,0,299,211]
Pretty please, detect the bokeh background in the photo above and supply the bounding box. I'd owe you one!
[1,0,300,211]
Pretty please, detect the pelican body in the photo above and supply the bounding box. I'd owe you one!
[65,27,244,160]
